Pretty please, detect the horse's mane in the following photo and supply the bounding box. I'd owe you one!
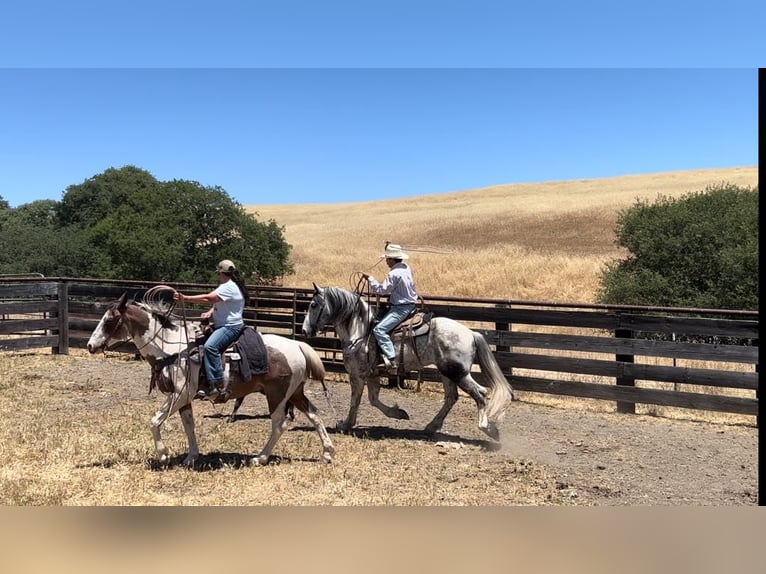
[133,301,182,331]
[325,287,373,324]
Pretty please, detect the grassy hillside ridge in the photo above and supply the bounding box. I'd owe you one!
[246,167,758,303]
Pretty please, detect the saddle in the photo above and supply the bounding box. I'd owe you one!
[390,311,433,340]
[375,311,433,378]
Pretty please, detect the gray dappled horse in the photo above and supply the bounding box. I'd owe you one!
[87,293,334,467]
[301,285,513,440]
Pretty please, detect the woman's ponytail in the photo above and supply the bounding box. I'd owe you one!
[230,268,249,302]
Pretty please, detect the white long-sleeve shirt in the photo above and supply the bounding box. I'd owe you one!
[367,263,418,305]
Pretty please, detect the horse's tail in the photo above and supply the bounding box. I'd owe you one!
[297,341,337,418]
[473,332,514,423]
[298,340,326,382]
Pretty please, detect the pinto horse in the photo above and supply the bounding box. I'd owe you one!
[87,293,334,467]
[301,285,513,440]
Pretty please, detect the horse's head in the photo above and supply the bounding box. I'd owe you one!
[86,292,133,353]
[302,283,330,338]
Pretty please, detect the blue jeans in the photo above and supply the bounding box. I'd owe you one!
[204,324,245,385]
[372,304,416,360]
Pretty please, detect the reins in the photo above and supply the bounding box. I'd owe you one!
[344,275,381,368]
[350,271,374,314]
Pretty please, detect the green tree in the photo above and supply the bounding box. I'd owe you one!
[7,199,58,227]
[1,166,293,283]
[597,183,758,310]
[85,173,293,283]
[0,200,97,276]
[57,165,159,228]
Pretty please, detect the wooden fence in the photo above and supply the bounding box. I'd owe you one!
[0,278,759,420]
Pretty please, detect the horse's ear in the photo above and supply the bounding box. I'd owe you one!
[312,282,319,293]
[117,292,128,311]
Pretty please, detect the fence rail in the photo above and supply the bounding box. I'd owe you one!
[0,277,758,420]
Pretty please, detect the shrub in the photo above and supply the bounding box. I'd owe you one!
[597,183,758,311]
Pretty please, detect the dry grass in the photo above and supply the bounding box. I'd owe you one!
[0,350,565,506]
[248,166,757,301]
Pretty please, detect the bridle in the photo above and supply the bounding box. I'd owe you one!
[99,308,130,352]
[100,302,181,357]
[307,289,330,336]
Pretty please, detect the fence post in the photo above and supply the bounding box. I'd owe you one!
[251,286,259,330]
[494,303,512,379]
[615,327,635,413]
[292,290,298,339]
[755,338,759,428]
[54,281,69,355]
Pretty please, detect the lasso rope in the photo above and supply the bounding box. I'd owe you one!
[395,243,453,255]
[141,285,200,413]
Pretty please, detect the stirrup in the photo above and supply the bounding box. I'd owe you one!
[380,356,399,375]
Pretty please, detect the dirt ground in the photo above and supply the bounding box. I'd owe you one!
[328,377,759,505]
[0,351,758,505]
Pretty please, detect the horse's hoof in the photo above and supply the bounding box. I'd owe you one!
[424,424,440,435]
[248,455,269,466]
[182,456,197,468]
[322,452,333,464]
[482,423,500,441]
[392,404,410,420]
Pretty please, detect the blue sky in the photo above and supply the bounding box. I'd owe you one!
[0,1,761,208]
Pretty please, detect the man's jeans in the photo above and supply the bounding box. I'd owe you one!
[372,303,416,360]
[204,324,245,384]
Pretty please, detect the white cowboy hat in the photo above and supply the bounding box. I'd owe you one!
[380,243,409,260]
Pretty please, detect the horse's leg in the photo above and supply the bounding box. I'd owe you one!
[228,396,291,423]
[424,377,459,434]
[455,373,498,440]
[227,397,245,423]
[178,404,200,467]
[340,374,366,432]
[151,370,196,466]
[150,392,188,466]
[286,401,295,421]
[289,388,335,463]
[250,385,291,466]
[366,376,409,420]
[150,396,172,464]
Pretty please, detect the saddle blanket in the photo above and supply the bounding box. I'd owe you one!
[232,326,269,380]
